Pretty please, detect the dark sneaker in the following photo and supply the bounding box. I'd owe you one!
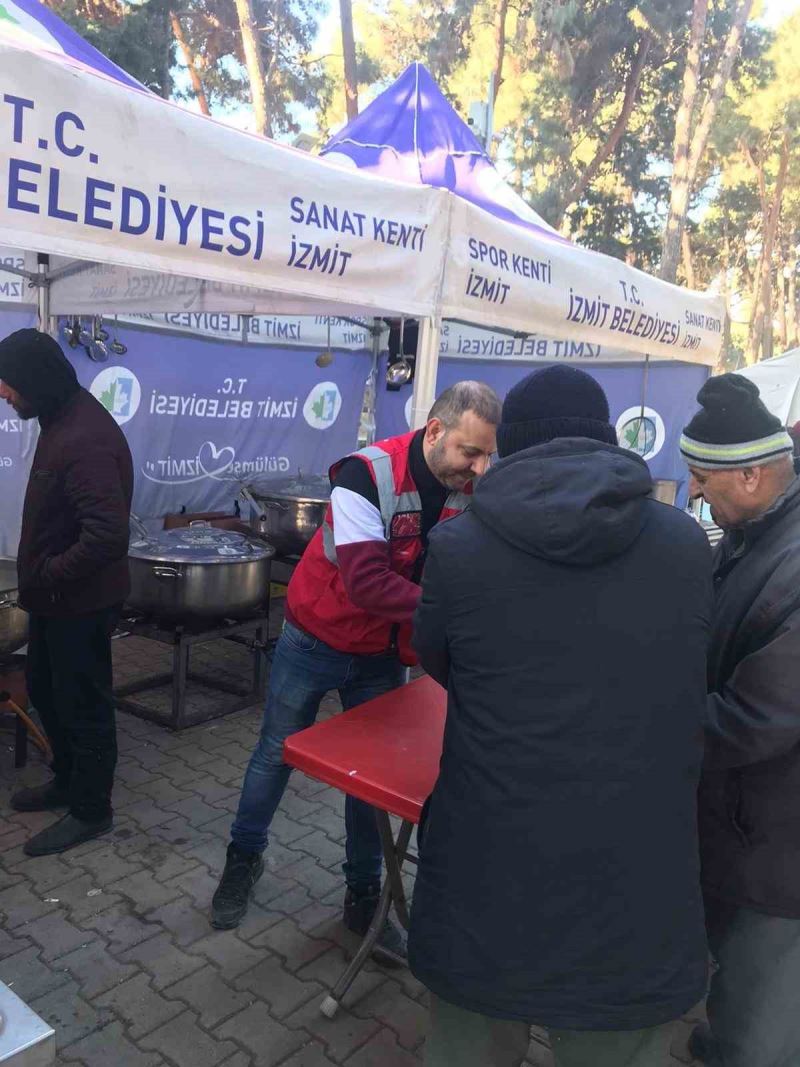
[23,813,113,857]
[688,1023,722,1065]
[210,843,265,929]
[343,885,407,966]
[11,781,69,813]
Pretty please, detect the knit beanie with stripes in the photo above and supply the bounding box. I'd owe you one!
[680,373,793,470]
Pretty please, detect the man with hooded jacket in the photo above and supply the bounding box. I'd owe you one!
[0,329,132,857]
[409,366,712,1067]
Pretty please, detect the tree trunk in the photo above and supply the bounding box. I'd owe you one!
[556,33,651,227]
[659,0,708,282]
[777,255,788,352]
[492,0,510,102]
[719,215,732,373]
[233,0,271,136]
[745,131,790,365]
[339,0,358,121]
[170,11,210,114]
[788,258,798,349]
[687,0,755,182]
[682,228,696,289]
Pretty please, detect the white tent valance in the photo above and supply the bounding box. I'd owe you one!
[1,29,725,373]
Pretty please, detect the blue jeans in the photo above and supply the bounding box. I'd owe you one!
[231,621,406,891]
[705,895,800,1067]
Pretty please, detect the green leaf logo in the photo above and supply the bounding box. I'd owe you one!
[100,380,117,412]
[624,421,641,448]
[0,2,20,23]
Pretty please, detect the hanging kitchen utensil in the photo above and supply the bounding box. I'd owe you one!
[109,315,127,356]
[315,320,334,368]
[63,318,81,349]
[386,317,412,388]
[78,319,93,349]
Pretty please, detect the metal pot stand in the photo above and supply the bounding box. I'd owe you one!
[112,611,270,731]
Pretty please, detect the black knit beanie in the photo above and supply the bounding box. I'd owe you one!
[0,328,79,419]
[496,365,617,458]
[680,373,793,469]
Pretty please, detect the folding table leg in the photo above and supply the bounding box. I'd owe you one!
[320,815,415,1019]
[377,813,413,930]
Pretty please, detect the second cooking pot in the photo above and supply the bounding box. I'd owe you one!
[127,523,275,622]
[0,559,28,657]
[245,475,331,557]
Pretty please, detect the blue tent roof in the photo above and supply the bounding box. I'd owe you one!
[321,62,562,242]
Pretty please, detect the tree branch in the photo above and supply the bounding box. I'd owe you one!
[556,33,652,226]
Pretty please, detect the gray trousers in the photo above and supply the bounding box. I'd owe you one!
[425,995,676,1067]
[705,895,800,1067]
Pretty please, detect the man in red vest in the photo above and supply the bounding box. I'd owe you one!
[211,381,500,957]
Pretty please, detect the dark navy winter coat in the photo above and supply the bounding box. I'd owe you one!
[408,438,712,1030]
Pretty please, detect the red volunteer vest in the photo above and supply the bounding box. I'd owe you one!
[286,431,470,665]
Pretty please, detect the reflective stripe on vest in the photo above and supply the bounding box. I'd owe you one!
[322,521,337,565]
[321,442,468,566]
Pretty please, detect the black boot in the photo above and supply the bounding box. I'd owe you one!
[688,1023,722,1065]
[343,885,407,966]
[11,780,70,813]
[23,813,113,857]
[210,843,265,929]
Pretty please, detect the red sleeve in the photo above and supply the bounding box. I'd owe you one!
[337,541,421,622]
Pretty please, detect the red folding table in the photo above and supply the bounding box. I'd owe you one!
[283,674,446,1017]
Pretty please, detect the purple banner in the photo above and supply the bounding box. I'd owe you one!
[375,357,708,504]
[66,323,370,521]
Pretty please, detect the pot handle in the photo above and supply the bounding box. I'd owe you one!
[153,567,182,580]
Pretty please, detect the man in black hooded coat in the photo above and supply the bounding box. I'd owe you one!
[409,366,712,1067]
[0,328,132,857]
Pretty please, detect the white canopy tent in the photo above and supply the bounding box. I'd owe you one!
[0,0,726,429]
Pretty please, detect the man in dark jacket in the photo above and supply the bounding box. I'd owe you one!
[680,375,800,1067]
[0,329,133,857]
[409,366,712,1067]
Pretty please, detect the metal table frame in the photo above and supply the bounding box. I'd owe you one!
[321,812,416,1018]
[113,613,269,730]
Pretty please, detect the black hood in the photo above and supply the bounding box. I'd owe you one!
[0,329,79,422]
[471,438,653,566]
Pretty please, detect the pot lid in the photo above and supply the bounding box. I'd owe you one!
[248,474,331,503]
[129,524,275,564]
[0,559,18,594]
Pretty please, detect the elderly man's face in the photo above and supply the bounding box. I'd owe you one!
[0,380,35,419]
[689,466,765,529]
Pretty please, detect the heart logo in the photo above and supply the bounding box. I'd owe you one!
[198,440,236,478]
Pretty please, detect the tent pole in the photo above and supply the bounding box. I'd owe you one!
[410,317,441,430]
[36,254,53,335]
[364,318,381,445]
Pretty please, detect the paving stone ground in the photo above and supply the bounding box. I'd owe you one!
[1,609,706,1066]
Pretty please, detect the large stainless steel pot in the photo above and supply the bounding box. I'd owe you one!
[0,560,28,657]
[245,475,331,557]
[127,523,275,621]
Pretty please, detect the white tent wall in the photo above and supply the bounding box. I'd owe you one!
[738,349,800,425]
